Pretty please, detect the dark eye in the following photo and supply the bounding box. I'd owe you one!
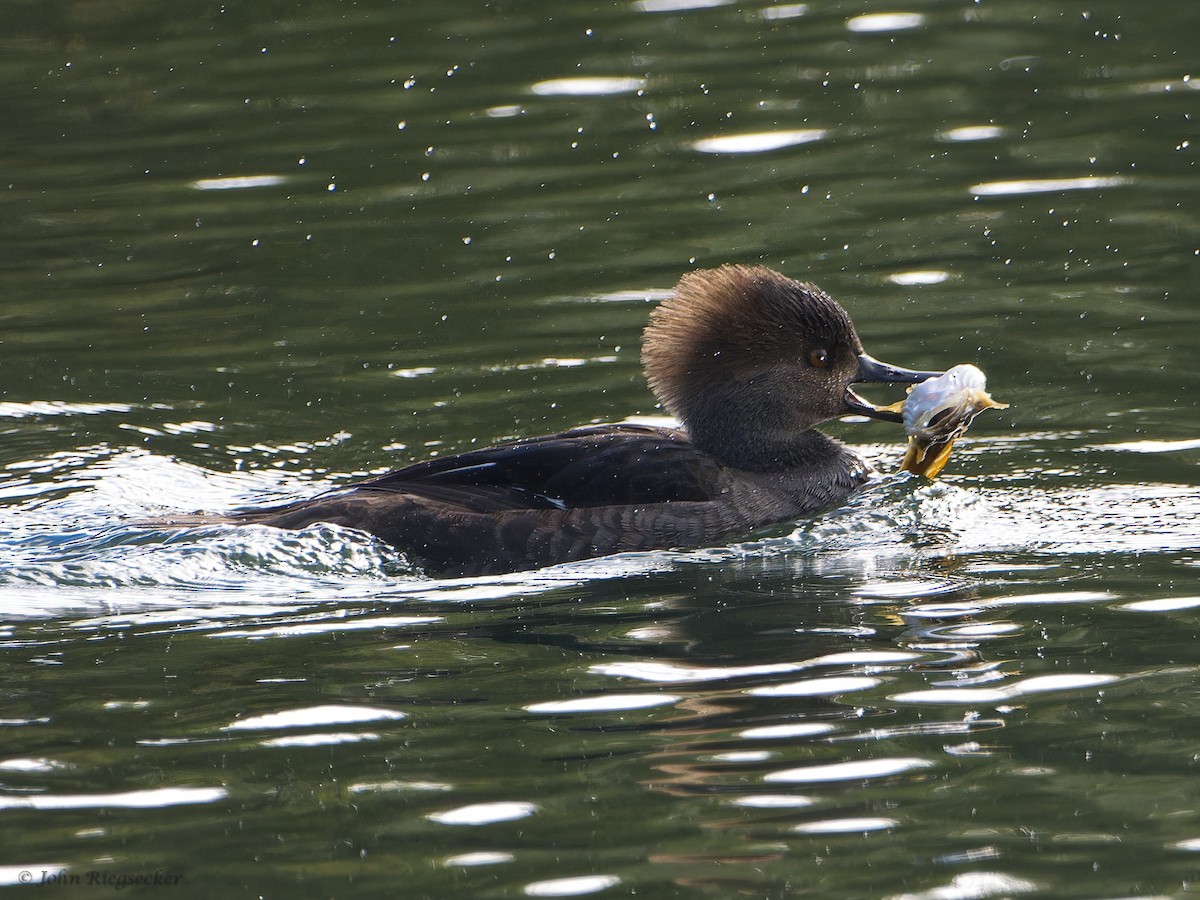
[807,348,830,368]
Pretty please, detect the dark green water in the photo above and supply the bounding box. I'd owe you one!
[2,0,1199,896]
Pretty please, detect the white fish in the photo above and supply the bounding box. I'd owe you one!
[893,364,1007,477]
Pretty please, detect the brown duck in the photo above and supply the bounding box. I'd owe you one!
[155,266,940,576]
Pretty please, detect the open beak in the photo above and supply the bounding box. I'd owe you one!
[843,353,942,423]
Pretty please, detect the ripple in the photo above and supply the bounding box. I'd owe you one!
[1007,674,1117,694]
[0,400,135,419]
[891,673,1117,705]
[764,757,933,784]
[887,688,1010,705]
[937,125,1005,142]
[634,0,730,11]
[815,651,921,665]
[391,366,438,379]
[761,4,808,21]
[888,270,951,286]
[730,794,815,808]
[793,816,897,833]
[428,801,537,826]
[260,731,380,748]
[594,651,917,685]
[525,693,679,714]
[738,723,836,740]
[969,175,1128,196]
[349,780,452,794]
[856,580,961,599]
[903,591,1116,616]
[484,355,619,374]
[592,660,803,683]
[846,12,924,33]
[524,875,621,897]
[1120,596,1200,613]
[844,718,1005,742]
[709,750,773,762]
[1102,438,1200,453]
[222,705,407,731]
[589,288,673,303]
[748,675,882,697]
[444,852,514,867]
[889,871,1040,900]
[691,129,826,154]
[214,615,442,639]
[529,77,644,96]
[927,622,1022,639]
[191,175,288,191]
[0,786,227,811]
[0,757,64,773]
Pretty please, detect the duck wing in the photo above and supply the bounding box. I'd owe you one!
[153,423,861,576]
[352,423,725,512]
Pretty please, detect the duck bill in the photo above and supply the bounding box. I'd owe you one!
[843,353,942,423]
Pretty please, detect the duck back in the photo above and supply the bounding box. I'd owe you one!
[185,424,867,577]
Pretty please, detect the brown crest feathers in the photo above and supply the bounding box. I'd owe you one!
[642,265,858,420]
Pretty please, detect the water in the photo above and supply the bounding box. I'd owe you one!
[3,0,1199,895]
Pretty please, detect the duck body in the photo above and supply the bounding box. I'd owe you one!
[193,422,869,577]
[153,266,940,577]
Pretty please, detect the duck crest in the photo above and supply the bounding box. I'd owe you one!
[642,265,860,421]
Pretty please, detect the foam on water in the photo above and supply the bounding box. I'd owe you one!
[1,431,1196,620]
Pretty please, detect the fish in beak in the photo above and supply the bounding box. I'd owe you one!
[844,353,942,423]
[892,364,1008,479]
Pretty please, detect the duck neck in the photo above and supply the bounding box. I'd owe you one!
[691,423,856,473]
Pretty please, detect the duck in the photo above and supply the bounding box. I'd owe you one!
[153,265,941,577]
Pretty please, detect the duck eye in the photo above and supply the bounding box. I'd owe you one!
[807,348,830,368]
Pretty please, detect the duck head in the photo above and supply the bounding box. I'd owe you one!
[642,265,940,470]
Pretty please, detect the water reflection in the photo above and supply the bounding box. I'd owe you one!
[936,125,1005,143]
[748,675,884,697]
[845,13,925,33]
[890,872,1039,900]
[0,787,227,811]
[221,705,407,730]
[523,875,622,897]
[765,757,933,783]
[891,673,1118,706]
[526,694,680,714]
[888,269,951,286]
[529,77,645,97]
[792,816,896,833]
[691,129,827,154]
[634,0,731,11]
[191,175,289,191]
[970,176,1129,197]
[443,851,514,867]
[427,801,537,826]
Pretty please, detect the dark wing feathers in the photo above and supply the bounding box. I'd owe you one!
[355,424,724,509]
[197,424,740,575]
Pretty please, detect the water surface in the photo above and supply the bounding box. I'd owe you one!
[3,1,1199,896]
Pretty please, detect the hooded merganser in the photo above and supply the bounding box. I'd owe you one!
[155,266,940,576]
